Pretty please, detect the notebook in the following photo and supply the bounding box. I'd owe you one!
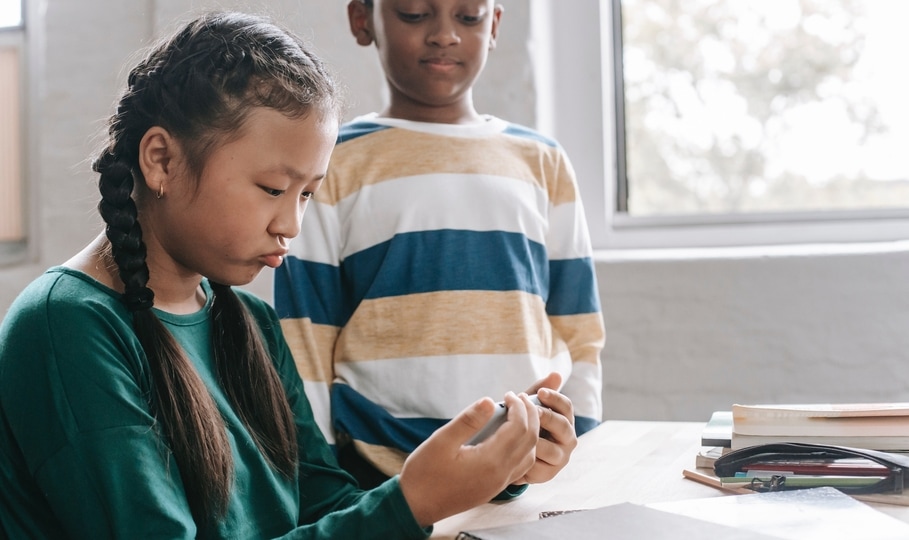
[456,501,776,539]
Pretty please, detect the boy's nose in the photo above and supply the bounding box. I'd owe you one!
[427,19,461,47]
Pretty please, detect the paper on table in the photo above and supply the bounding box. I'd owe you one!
[456,502,776,540]
[649,486,909,540]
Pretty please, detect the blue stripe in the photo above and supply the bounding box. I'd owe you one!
[331,383,446,452]
[332,382,600,449]
[337,121,392,144]
[575,415,599,437]
[547,257,601,315]
[503,124,557,148]
[273,257,348,326]
[343,229,549,304]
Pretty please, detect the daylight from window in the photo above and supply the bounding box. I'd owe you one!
[620,0,909,217]
[0,1,20,28]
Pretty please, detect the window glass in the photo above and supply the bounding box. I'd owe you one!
[617,0,909,218]
[0,46,22,243]
[0,0,21,28]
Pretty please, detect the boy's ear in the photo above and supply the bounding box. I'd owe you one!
[348,0,375,46]
[489,4,504,50]
[138,126,176,197]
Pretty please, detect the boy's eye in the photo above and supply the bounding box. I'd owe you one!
[262,187,284,197]
[397,11,427,23]
[458,14,483,24]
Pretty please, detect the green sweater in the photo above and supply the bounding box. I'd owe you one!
[0,268,430,539]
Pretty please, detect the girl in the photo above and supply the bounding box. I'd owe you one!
[0,12,548,539]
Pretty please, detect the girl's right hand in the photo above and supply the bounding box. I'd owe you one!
[397,392,540,527]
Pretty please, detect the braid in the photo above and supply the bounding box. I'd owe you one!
[93,11,338,526]
[94,150,233,522]
[95,156,154,312]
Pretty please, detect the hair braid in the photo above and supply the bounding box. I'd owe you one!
[95,156,154,312]
[94,151,233,522]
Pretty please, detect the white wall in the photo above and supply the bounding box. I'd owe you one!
[2,0,908,422]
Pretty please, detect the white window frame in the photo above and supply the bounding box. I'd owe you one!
[0,1,31,266]
[543,0,909,252]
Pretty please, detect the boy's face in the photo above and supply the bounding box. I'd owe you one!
[349,0,502,122]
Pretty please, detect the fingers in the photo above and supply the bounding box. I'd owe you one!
[521,388,578,484]
[447,397,498,445]
[524,371,562,395]
[536,387,574,429]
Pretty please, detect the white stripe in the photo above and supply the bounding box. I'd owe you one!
[352,113,510,138]
[289,200,340,265]
[338,173,549,258]
[333,352,573,419]
[548,200,595,260]
[301,379,335,445]
[560,361,603,421]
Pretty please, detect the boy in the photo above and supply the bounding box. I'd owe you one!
[274,0,604,489]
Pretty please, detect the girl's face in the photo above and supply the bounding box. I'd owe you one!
[145,107,338,287]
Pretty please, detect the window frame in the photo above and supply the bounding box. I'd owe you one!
[549,0,909,251]
[0,0,29,266]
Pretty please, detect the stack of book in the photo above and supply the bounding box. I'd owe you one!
[687,404,909,507]
[695,403,909,470]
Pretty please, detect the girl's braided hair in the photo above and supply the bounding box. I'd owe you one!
[92,11,338,526]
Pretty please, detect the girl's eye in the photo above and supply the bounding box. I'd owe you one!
[262,187,284,197]
[301,192,314,201]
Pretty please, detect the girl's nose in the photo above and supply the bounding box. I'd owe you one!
[270,199,304,241]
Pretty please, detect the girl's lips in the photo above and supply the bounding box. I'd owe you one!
[261,254,285,268]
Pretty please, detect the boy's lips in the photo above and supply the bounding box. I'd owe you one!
[422,56,460,68]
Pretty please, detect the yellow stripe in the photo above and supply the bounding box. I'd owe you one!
[353,441,407,477]
[280,319,339,383]
[335,290,567,362]
[321,129,577,206]
[550,312,606,365]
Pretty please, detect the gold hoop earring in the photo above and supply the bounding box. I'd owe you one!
[156,186,164,199]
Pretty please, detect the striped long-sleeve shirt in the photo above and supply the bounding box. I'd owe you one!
[274,114,605,477]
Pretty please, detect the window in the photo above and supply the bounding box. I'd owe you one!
[0,0,24,258]
[605,0,909,248]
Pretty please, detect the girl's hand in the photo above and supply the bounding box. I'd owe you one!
[398,392,540,527]
[517,372,579,484]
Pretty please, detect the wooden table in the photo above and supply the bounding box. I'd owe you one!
[431,421,909,539]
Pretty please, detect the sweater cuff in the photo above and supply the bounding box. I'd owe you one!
[492,483,529,501]
[384,476,434,538]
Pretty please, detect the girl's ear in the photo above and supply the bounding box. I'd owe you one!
[348,0,375,46]
[138,126,176,197]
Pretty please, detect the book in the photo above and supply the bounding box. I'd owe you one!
[702,410,733,447]
[732,403,909,437]
[725,403,909,450]
[682,466,909,506]
[730,433,909,451]
[734,402,909,419]
[650,486,909,539]
[695,445,728,468]
[456,501,777,539]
